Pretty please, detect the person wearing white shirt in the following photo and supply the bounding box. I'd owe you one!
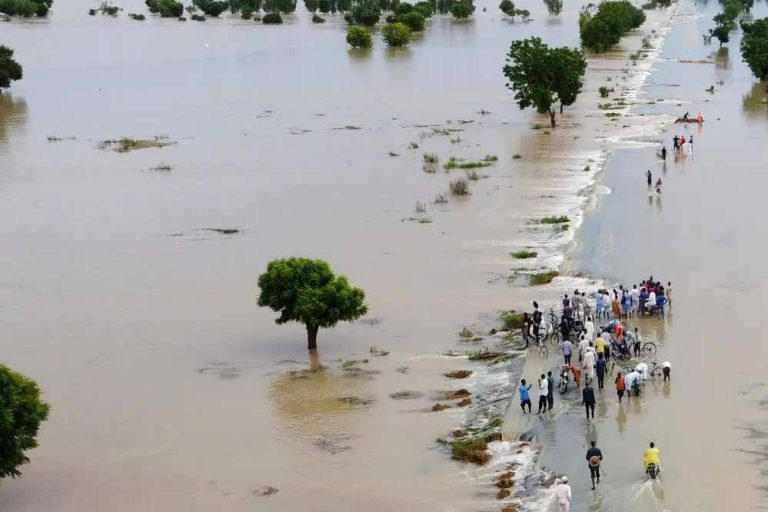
[624,370,641,396]
[635,362,649,381]
[554,476,572,511]
[583,348,596,380]
[631,285,640,316]
[584,317,595,342]
[578,334,590,362]
[538,374,549,414]
[663,361,671,382]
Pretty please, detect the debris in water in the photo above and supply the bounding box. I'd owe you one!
[201,228,240,235]
[338,396,373,407]
[497,488,511,499]
[457,397,471,407]
[388,151,400,157]
[389,391,423,400]
[445,370,472,379]
[98,136,175,153]
[314,434,352,454]
[255,486,279,497]
[432,403,450,412]
[439,389,471,400]
[396,366,409,374]
[369,346,390,356]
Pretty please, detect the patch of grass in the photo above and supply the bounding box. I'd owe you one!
[445,370,472,378]
[129,12,146,19]
[459,327,473,338]
[599,86,614,98]
[483,154,498,162]
[451,438,489,464]
[449,178,470,196]
[467,348,506,360]
[511,250,537,259]
[512,154,522,159]
[501,311,524,330]
[540,215,569,224]
[312,13,325,22]
[191,13,206,20]
[434,193,449,204]
[423,153,439,163]
[529,271,559,285]
[415,201,427,213]
[444,157,491,170]
[408,142,419,149]
[466,170,480,181]
[99,137,174,153]
[450,136,461,144]
[150,162,172,172]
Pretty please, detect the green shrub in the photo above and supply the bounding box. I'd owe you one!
[193,0,228,16]
[398,10,424,30]
[346,25,373,47]
[511,250,537,259]
[450,0,474,18]
[312,12,325,21]
[146,0,183,17]
[529,271,559,285]
[129,12,146,19]
[394,1,412,13]
[263,11,283,22]
[499,0,515,15]
[0,46,23,89]
[451,438,490,464]
[414,0,432,16]
[348,0,380,25]
[501,311,525,330]
[241,5,254,17]
[382,21,411,46]
[0,0,51,17]
[540,215,569,224]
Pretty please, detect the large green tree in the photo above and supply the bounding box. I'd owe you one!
[0,46,23,91]
[579,1,646,52]
[0,364,50,479]
[741,18,768,79]
[503,37,587,127]
[257,258,368,350]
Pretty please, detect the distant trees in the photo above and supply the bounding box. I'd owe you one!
[450,0,474,18]
[257,257,368,351]
[382,21,411,45]
[709,0,746,46]
[741,18,768,79]
[0,0,51,16]
[499,0,530,19]
[346,25,373,47]
[0,364,50,479]
[503,37,587,127]
[146,0,183,17]
[344,0,380,25]
[0,46,22,91]
[579,1,646,52]
[543,0,562,14]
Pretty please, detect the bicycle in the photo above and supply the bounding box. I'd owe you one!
[648,361,665,379]
[536,338,549,358]
[546,308,559,327]
[639,341,657,360]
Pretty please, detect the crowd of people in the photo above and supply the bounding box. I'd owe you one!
[516,281,674,508]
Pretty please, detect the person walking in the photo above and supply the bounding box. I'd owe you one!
[583,344,596,383]
[611,295,621,319]
[555,477,572,512]
[661,145,667,160]
[615,371,626,403]
[646,169,652,189]
[632,327,641,357]
[578,334,589,363]
[586,441,604,490]
[562,338,573,365]
[584,315,595,342]
[538,374,549,414]
[582,382,596,419]
[662,361,671,382]
[596,355,606,390]
[547,371,555,410]
[522,312,532,348]
[519,379,532,413]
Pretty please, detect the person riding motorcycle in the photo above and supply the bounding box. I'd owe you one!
[643,442,661,477]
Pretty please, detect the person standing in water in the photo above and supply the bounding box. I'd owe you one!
[538,374,549,414]
[660,145,667,160]
[519,379,532,413]
[615,371,626,402]
[586,441,604,490]
[547,371,555,410]
[655,177,662,195]
[596,355,606,390]
[646,169,652,189]
[582,382,596,419]
[555,477,572,511]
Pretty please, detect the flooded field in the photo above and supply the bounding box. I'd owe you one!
[1,0,766,510]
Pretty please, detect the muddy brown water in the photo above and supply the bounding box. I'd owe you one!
[0,0,758,510]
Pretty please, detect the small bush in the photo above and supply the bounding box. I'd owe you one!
[146,0,184,17]
[415,201,427,213]
[598,86,612,98]
[483,154,498,162]
[540,215,569,224]
[434,193,448,204]
[414,1,433,16]
[241,6,253,18]
[129,12,146,19]
[512,250,537,259]
[312,13,325,21]
[194,0,228,16]
[423,153,439,163]
[444,157,490,170]
[449,178,470,196]
[398,10,425,31]
[263,11,283,22]
[382,22,411,46]
[501,311,525,330]
[191,13,206,20]
[529,271,559,285]
[346,25,373,48]
[348,0,380,25]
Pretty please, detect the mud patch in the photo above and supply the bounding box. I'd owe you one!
[98,136,175,152]
[390,391,423,400]
[445,370,473,379]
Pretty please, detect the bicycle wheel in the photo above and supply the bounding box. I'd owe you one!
[547,311,559,326]
[641,342,657,359]
[550,332,562,347]
[559,380,568,394]
[539,345,549,358]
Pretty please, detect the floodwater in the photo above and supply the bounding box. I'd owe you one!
[0,0,762,510]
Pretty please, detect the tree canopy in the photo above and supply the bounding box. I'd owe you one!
[382,21,411,45]
[502,37,586,127]
[0,46,23,90]
[146,0,183,17]
[257,257,368,350]
[346,25,373,47]
[579,1,646,52]
[450,0,474,18]
[0,0,51,17]
[0,364,50,479]
[741,18,768,79]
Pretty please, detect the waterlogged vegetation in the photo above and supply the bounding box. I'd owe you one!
[382,22,412,46]
[511,249,538,259]
[0,0,51,17]
[0,46,22,90]
[145,0,183,17]
[741,18,768,79]
[540,215,569,224]
[529,270,559,285]
[579,1,646,52]
[503,38,586,127]
[346,25,373,47]
[98,137,174,152]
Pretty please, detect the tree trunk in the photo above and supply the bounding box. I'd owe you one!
[559,103,564,114]
[549,110,557,128]
[307,324,319,351]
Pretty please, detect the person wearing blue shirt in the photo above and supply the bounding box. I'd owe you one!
[519,379,532,414]
[656,294,667,318]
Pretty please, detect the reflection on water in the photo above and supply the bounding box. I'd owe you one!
[715,46,730,70]
[0,94,27,145]
[742,81,768,114]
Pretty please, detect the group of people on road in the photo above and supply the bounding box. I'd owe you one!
[592,278,670,319]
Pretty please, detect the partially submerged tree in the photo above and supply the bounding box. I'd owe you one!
[450,0,474,18]
[0,46,23,91]
[579,1,646,52]
[344,0,380,25]
[741,18,768,79]
[346,25,373,47]
[257,257,368,350]
[146,0,183,17]
[503,37,586,127]
[382,21,411,45]
[542,0,562,14]
[0,0,52,16]
[0,364,50,479]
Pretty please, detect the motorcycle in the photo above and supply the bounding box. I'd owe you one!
[559,366,570,394]
[645,463,659,480]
